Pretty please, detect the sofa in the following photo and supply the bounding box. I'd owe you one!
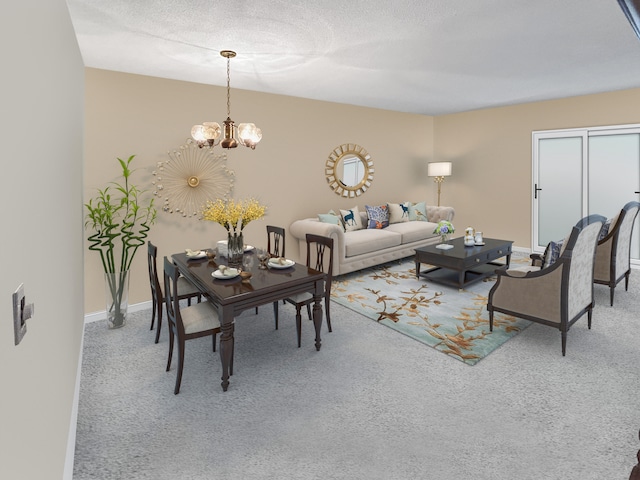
[290,203,455,276]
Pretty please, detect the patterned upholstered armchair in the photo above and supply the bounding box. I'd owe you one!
[593,201,640,306]
[487,215,606,356]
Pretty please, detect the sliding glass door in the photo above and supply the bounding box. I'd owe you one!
[533,125,640,262]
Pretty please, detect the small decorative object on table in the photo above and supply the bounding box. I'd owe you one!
[464,226,476,247]
[474,231,484,245]
[434,220,455,250]
[201,197,267,267]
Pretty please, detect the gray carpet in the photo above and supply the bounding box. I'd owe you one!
[73,280,640,480]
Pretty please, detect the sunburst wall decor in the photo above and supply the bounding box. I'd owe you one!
[152,138,235,218]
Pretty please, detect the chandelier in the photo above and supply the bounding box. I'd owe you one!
[191,50,262,149]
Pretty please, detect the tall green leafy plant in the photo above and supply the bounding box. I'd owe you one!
[85,155,156,327]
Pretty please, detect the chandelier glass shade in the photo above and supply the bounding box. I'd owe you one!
[191,50,262,149]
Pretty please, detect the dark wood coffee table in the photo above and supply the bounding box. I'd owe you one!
[415,237,513,289]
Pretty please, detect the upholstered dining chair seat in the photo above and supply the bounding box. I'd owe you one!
[181,301,220,335]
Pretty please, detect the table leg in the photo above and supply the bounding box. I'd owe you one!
[219,309,234,391]
[312,279,324,351]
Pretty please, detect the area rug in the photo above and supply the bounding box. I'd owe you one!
[331,257,531,365]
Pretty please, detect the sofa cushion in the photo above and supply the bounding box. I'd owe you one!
[365,204,390,229]
[344,229,402,257]
[340,206,364,232]
[408,201,428,221]
[386,221,439,244]
[388,202,410,223]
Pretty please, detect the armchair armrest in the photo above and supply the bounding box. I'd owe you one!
[530,253,544,267]
[490,260,565,323]
[426,205,455,223]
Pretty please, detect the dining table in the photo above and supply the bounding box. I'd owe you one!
[171,251,327,391]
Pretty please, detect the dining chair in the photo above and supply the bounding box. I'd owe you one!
[147,241,201,344]
[260,225,286,320]
[276,234,334,347]
[267,225,286,258]
[163,256,225,395]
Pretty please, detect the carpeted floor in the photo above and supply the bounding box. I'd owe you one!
[331,258,531,365]
[73,275,640,480]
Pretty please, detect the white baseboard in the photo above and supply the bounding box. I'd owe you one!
[84,300,153,324]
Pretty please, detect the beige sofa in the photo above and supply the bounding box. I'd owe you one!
[290,205,455,276]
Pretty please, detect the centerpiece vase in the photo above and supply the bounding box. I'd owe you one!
[104,271,130,329]
[227,231,244,267]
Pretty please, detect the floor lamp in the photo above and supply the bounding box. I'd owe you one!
[427,162,452,206]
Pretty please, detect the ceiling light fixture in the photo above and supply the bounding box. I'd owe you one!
[191,50,262,149]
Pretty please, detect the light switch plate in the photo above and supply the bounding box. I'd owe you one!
[13,283,27,345]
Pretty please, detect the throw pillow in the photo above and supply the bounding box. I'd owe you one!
[317,211,343,229]
[388,202,410,224]
[542,239,564,268]
[340,206,364,232]
[365,204,390,229]
[408,201,428,222]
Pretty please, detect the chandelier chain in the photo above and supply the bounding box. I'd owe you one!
[226,56,231,119]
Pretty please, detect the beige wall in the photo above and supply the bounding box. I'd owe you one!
[84,69,640,315]
[84,68,435,313]
[434,88,640,248]
[1,0,85,478]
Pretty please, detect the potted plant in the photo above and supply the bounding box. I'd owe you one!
[85,155,156,328]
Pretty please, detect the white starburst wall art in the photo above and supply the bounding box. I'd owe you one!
[153,138,235,218]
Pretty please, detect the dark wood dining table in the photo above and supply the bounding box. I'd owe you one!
[172,252,327,391]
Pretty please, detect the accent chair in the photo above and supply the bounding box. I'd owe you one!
[487,214,606,356]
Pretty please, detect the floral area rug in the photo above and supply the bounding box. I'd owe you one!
[331,257,531,365]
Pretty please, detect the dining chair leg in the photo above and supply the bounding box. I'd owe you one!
[174,339,186,395]
[150,298,157,331]
[154,304,163,344]
[274,301,279,330]
[166,329,174,371]
[295,306,303,348]
[325,294,332,332]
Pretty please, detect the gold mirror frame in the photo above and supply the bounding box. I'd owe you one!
[325,143,374,197]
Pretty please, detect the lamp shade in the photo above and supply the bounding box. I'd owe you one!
[427,162,452,177]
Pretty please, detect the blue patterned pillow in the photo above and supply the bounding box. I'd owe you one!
[542,239,564,268]
[365,204,390,229]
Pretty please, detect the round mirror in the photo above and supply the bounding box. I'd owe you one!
[325,143,374,197]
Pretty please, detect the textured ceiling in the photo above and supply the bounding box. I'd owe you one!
[66,0,640,115]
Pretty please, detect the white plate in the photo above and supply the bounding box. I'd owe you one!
[268,258,295,269]
[244,245,255,252]
[186,250,207,259]
[474,242,486,246]
[212,268,240,279]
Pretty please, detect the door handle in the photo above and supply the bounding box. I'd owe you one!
[535,183,542,199]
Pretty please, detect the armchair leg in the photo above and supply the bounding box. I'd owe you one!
[489,310,494,331]
[561,331,567,357]
[625,272,630,291]
[588,306,593,329]
[609,286,615,307]
[174,339,186,395]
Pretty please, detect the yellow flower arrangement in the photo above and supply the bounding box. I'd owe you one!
[201,197,267,232]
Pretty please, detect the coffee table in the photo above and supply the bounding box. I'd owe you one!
[415,237,513,289]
